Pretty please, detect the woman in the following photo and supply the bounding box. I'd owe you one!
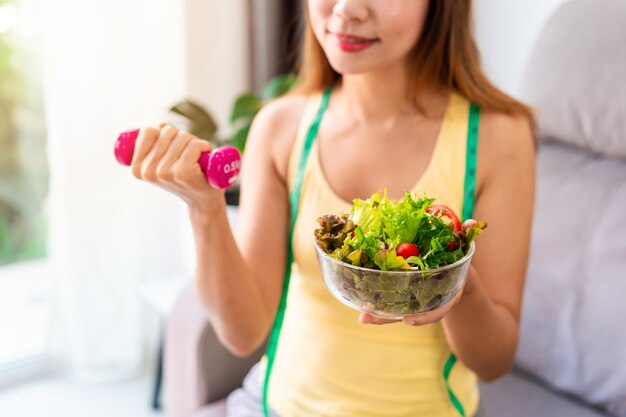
[131,1,535,416]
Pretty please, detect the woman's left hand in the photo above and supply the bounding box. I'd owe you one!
[358,275,468,327]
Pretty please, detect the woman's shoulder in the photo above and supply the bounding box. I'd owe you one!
[246,93,312,181]
[475,110,536,192]
[250,93,310,136]
[479,110,535,159]
[260,92,310,120]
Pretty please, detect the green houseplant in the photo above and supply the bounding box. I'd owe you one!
[168,74,297,205]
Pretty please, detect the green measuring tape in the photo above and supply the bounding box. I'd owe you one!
[261,87,332,417]
[261,89,481,417]
[444,102,481,417]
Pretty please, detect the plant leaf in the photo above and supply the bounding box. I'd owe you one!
[231,123,251,153]
[169,99,218,138]
[262,74,298,100]
[230,94,262,124]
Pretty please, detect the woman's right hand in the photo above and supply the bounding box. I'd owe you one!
[130,123,224,211]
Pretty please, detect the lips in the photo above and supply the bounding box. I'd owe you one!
[331,32,378,53]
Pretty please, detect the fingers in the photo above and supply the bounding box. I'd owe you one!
[131,126,160,179]
[141,125,179,182]
[360,309,449,326]
[402,311,439,326]
[401,290,464,326]
[156,130,193,182]
[127,123,222,208]
[359,311,441,327]
[130,123,211,189]
[359,312,400,325]
[462,219,477,231]
[172,138,212,184]
[179,138,212,167]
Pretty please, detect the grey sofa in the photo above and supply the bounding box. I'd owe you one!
[163,1,626,416]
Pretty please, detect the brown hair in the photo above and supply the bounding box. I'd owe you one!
[295,0,533,120]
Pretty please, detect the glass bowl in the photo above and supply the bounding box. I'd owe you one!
[314,239,475,319]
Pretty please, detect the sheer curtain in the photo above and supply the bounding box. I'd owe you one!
[43,0,189,381]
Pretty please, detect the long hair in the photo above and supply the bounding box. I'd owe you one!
[295,0,533,120]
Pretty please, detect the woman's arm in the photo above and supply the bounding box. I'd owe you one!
[440,112,536,381]
[130,95,306,357]
[191,96,307,357]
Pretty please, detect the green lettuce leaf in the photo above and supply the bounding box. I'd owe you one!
[349,191,385,237]
[316,190,487,272]
[373,249,411,271]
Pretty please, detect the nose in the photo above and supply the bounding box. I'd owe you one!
[332,0,369,22]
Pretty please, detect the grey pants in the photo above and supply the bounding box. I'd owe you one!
[226,362,486,417]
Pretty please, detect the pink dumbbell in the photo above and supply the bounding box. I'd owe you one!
[114,129,241,189]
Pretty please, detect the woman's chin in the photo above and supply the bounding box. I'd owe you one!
[327,59,379,76]
[325,51,396,77]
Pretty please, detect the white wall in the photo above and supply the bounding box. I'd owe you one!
[474,0,572,97]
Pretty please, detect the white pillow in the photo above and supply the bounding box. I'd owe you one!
[520,0,626,160]
[516,142,626,417]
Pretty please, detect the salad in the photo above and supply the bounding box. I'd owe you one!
[313,191,487,316]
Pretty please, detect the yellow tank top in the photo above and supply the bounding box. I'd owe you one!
[258,91,480,417]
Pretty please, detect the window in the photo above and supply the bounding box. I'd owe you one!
[0,0,49,375]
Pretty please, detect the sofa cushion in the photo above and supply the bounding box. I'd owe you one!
[479,368,607,417]
[193,399,227,417]
[520,0,626,159]
[164,284,265,417]
[515,141,626,416]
